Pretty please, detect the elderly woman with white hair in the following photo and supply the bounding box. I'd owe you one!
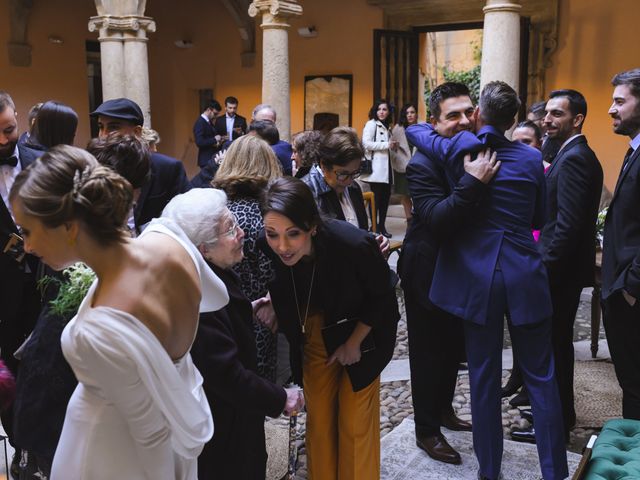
[161,188,303,479]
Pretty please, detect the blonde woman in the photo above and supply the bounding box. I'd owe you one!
[212,135,283,381]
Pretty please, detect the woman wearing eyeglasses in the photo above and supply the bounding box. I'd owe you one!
[301,127,389,253]
[162,188,304,479]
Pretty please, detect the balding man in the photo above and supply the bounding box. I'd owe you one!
[252,104,293,175]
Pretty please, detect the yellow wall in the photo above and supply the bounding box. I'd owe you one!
[545,0,639,190]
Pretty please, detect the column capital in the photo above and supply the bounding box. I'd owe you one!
[88,15,156,40]
[483,0,521,14]
[248,0,302,29]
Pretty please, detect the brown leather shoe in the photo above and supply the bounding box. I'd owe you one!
[416,433,462,464]
[440,412,473,432]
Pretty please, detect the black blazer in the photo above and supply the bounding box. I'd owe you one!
[193,116,219,168]
[602,146,640,299]
[214,114,247,142]
[134,152,190,229]
[0,144,44,373]
[260,219,399,392]
[398,150,487,311]
[301,166,369,230]
[538,135,603,287]
[192,265,285,479]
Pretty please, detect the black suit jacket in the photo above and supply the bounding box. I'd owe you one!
[192,265,285,479]
[302,166,369,230]
[0,144,44,372]
[214,114,247,143]
[134,152,190,230]
[602,146,640,299]
[193,116,219,168]
[538,135,603,287]
[398,150,487,311]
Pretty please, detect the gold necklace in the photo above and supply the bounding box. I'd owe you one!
[290,262,316,334]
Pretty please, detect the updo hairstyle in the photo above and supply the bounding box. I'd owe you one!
[318,126,364,169]
[9,145,133,245]
[261,177,322,232]
[86,133,151,190]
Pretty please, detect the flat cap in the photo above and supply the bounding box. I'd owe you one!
[90,98,144,126]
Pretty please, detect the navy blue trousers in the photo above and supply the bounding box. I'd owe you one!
[464,270,568,480]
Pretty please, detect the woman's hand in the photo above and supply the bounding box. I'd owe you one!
[327,339,362,366]
[252,296,278,333]
[283,387,305,416]
[375,234,390,256]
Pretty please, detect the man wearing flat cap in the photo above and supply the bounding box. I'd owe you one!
[91,98,190,232]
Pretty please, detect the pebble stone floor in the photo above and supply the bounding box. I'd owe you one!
[273,291,604,479]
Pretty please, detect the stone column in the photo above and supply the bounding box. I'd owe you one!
[249,0,302,141]
[89,2,156,126]
[480,0,521,92]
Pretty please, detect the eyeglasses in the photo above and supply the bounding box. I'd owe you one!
[333,169,361,181]
[219,215,241,239]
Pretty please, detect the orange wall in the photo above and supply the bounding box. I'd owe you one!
[545,0,640,190]
[0,0,95,149]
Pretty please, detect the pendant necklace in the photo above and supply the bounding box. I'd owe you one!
[290,262,316,334]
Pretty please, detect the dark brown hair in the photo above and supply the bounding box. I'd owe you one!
[10,145,133,246]
[261,177,322,232]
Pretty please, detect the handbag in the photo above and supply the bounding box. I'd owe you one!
[361,122,378,175]
[321,317,376,356]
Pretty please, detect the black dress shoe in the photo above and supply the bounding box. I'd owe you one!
[510,426,536,444]
[416,433,461,464]
[508,388,530,407]
[379,228,392,238]
[519,408,534,424]
[501,380,522,398]
[441,412,473,432]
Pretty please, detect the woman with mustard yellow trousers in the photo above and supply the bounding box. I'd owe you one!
[259,177,399,479]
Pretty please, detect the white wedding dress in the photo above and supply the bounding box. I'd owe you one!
[51,219,229,479]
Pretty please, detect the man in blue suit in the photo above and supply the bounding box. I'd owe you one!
[410,81,568,480]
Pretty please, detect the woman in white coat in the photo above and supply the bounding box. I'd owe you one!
[359,99,397,238]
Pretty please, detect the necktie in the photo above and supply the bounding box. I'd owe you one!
[0,155,17,167]
[622,147,635,172]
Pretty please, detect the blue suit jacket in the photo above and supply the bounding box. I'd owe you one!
[271,140,293,176]
[409,124,551,325]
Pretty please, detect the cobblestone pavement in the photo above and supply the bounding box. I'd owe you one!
[273,292,602,479]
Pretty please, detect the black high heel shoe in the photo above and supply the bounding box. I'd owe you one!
[378,228,392,238]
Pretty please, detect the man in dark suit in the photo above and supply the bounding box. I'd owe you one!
[90,98,190,232]
[412,82,568,480]
[253,104,293,175]
[400,82,497,465]
[602,68,640,419]
[193,99,222,169]
[512,90,603,443]
[214,96,247,148]
[0,91,44,443]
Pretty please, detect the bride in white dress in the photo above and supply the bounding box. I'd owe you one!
[9,145,228,479]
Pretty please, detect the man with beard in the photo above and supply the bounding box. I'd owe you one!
[0,91,44,445]
[399,82,498,465]
[511,89,602,444]
[602,68,640,419]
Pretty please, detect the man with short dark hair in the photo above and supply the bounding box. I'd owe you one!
[90,98,189,231]
[411,81,568,480]
[603,68,640,419]
[400,82,498,466]
[0,91,44,446]
[512,89,603,444]
[193,100,222,169]
[214,96,247,147]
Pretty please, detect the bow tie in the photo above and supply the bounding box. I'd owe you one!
[0,155,18,167]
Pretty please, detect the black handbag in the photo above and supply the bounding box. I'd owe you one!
[361,123,377,174]
[321,317,376,355]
